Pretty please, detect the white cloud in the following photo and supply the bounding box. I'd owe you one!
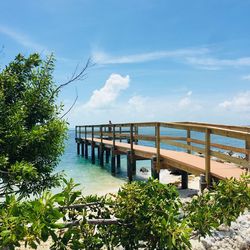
[92,48,209,65]
[85,73,130,109]
[186,56,250,70]
[92,48,250,71]
[219,91,250,112]
[0,25,49,53]
[242,75,250,81]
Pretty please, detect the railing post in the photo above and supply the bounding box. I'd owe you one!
[155,123,160,173]
[134,125,138,145]
[130,124,134,152]
[84,126,88,159]
[246,137,250,172]
[75,126,77,139]
[111,125,116,174]
[119,126,122,142]
[91,126,95,164]
[187,129,191,154]
[151,156,159,179]
[129,124,136,177]
[100,125,104,167]
[205,128,211,187]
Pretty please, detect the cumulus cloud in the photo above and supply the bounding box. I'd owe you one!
[219,91,250,112]
[85,73,130,109]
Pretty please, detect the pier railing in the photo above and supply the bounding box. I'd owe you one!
[75,122,250,185]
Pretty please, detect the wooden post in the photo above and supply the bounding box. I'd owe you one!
[105,148,110,163]
[151,157,159,179]
[111,148,116,174]
[130,124,135,175]
[200,174,207,192]
[85,141,88,159]
[187,129,191,154]
[119,126,122,142]
[181,170,188,189]
[127,150,133,182]
[246,137,250,172]
[77,142,80,155]
[134,125,138,145]
[179,128,191,188]
[75,126,78,140]
[130,124,134,152]
[132,158,136,175]
[97,145,100,159]
[117,154,121,168]
[81,141,84,157]
[100,126,104,167]
[155,123,161,173]
[91,126,95,164]
[205,128,211,187]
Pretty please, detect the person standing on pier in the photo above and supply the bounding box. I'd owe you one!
[108,120,112,140]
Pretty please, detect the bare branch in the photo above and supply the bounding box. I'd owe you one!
[60,88,78,119]
[52,57,94,98]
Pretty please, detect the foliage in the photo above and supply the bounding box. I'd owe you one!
[0,176,249,249]
[113,179,191,250]
[183,174,250,237]
[0,53,67,197]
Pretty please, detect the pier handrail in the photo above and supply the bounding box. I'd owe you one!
[75,121,250,186]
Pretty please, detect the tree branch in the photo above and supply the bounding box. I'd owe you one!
[50,57,94,102]
[60,88,78,119]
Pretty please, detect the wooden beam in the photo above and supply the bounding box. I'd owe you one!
[117,154,121,168]
[181,170,188,189]
[187,129,191,154]
[127,151,133,182]
[111,147,116,174]
[151,157,159,179]
[205,128,211,187]
[77,143,80,155]
[156,123,160,172]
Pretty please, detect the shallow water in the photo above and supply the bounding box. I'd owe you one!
[56,130,152,195]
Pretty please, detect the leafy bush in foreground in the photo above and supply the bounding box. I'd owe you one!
[184,174,250,237]
[1,176,249,249]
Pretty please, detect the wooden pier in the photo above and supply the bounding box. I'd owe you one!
[75,122,250,189]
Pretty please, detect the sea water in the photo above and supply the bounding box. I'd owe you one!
[55,129,244,195]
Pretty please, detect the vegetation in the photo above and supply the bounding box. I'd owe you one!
[0,177,249,249]
[0,54,249,249]
[0,53,67,197]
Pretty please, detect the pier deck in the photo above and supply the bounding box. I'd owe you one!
[75,122,250,189]
[88,138,245,180]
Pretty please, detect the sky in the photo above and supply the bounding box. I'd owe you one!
[1,0,250,127]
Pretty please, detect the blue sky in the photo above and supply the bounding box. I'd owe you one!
[1,0,250,126]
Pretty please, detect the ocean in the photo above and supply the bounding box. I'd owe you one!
[55,129,245,195]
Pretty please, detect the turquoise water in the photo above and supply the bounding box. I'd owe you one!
[56,129,245,195]
[56,130,151,195]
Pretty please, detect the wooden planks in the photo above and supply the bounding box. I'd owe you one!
[86,138,247,181]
